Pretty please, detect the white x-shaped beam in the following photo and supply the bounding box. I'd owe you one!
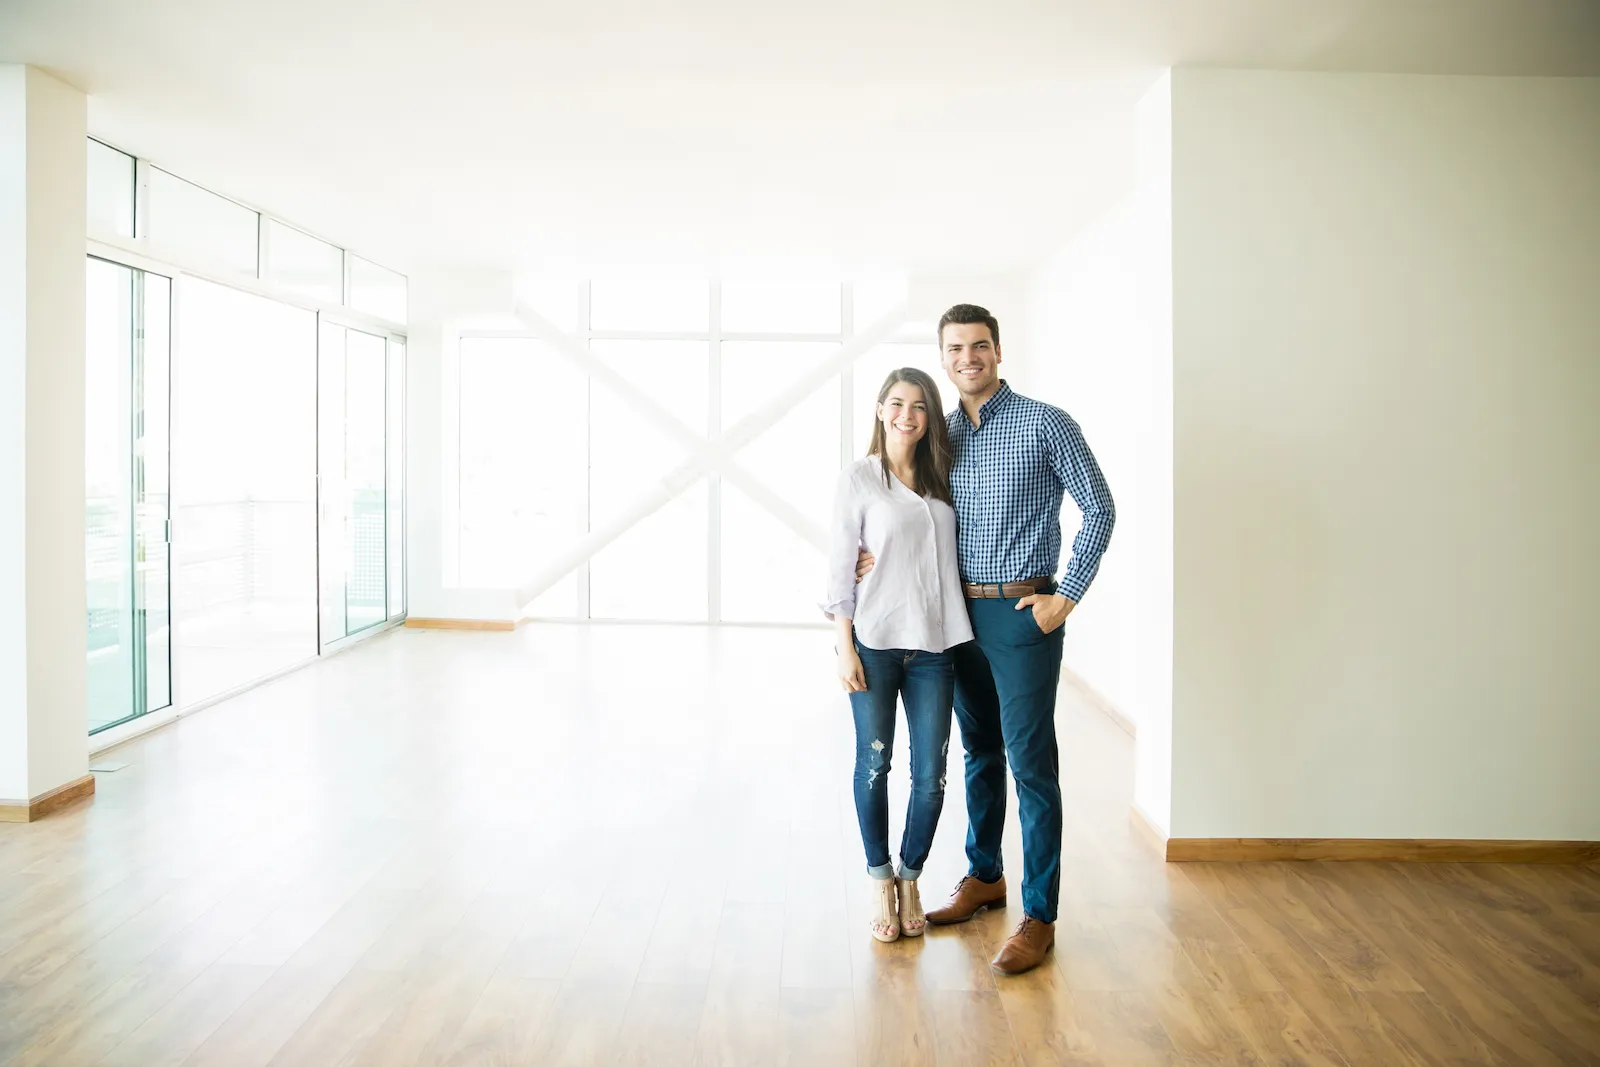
[510,300,909,614]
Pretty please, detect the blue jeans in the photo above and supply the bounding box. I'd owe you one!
[848,638,955,880]
[951,593,1065,922]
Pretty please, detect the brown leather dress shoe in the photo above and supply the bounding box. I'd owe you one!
[991,916,1054,975]
[924,874,1007,925]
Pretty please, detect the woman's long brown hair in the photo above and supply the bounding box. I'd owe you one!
[866,367,954,507]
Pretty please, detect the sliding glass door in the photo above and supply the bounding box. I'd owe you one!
[86,260,407,732]
[172,277,320,706]
[319,323,400,647]
[85,257,172,734]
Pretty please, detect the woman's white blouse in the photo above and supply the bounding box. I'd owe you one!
[822,457,974,654]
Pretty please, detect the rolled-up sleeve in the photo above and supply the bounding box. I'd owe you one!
[1043,409,1115,603]
[821,468,864,620]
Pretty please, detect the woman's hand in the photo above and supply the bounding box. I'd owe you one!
[838,647,867,693]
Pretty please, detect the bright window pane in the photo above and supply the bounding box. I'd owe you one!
[140,275,173,716]
[458,338,586,617]
[590,478,709,621]
[318,322,347,642]
[172,276,317,705]
[514,276,582,336]
[345,330,388,634]
[721,341,836,428]
[588,340,709,620]
[720,281,841,335]
[348,255,407,324]
[850,342,945,456]
[852,277,936,342]
[85,259,135,731]
[387,339,406,619]
[720,342,839,623]
[147,168,259,277]
[589,340,709,527]
[87,140,134,238]
[720,483,827,624]
[264,220,343,305]
[589,278,709,333]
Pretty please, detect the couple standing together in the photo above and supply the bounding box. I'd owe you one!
[823,303,1115,976]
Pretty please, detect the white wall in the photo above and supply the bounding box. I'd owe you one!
[1170,69,1600,840]
[1023,73,1174,833]
[0,66,88,803]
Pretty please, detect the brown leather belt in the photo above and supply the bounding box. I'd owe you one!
[963,577,1052,599]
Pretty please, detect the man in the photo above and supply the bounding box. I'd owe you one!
[858,303,1115,974]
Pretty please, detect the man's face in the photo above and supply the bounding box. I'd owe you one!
[941,322,1002,398]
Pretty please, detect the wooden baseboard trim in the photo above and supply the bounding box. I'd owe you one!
[0,774,96,823]
[1164,837,1600,864]
[403,617,516,632]
[1129,803,1168,858]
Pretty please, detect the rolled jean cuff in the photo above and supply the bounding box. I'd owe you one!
[897,863,922,882]
[868,862,895,881]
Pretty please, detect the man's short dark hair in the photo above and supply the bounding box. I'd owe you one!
[938,304,1000,348]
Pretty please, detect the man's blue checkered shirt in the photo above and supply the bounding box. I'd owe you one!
[946,382,1115,603]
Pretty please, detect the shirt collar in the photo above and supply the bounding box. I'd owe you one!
[971,380,1014,426]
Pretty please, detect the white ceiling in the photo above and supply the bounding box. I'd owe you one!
[3,0,1597,276]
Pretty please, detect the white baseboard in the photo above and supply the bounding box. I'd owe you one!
[1061,667,1136,739]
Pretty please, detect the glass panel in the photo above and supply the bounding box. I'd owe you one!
[720,281,841,335]
[87,140,134,238]
[345,330,388,634]
[146,168,259,278]
[318,322,347,642]
[347,255,407,324]
[457,338,586,616]
[589,478,709,621]
[850,342,945,456]
[264,220,343,305]
[589,278,709,333]
[514,276,582,336]
[720,342,839,623]
[139,274,173,714]
[851,277,936,342]
[588,340,710,619]
[720,483,827,624]
[721,341,836,429]
[173,277,318,705]
[85,259,135,732]
[386,338,405,619]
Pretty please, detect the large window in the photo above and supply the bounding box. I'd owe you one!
[85,143,409,736]
[458,281,939,626]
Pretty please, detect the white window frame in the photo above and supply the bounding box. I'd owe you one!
[456,282,929,625]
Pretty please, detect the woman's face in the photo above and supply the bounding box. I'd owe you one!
[878,381,928,446]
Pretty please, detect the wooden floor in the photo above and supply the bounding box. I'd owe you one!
[2,624,1596,1066]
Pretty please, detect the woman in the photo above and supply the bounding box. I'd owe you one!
[822,367,973,943]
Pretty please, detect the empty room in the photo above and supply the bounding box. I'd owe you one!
[2,1,1598,1064]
